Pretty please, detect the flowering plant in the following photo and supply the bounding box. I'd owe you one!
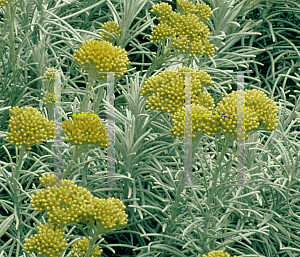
[1,0,300,257]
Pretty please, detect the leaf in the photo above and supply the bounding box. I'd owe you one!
[0,215,14,238]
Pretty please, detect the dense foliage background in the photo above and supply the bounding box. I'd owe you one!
[0,0,300,256]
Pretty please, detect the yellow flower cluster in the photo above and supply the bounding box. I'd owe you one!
[99,21,121,43]
[73,39,131,79]
[31,175,93,225]
[43,67,59,81]
[88,196,128,230]
[71,237,103,257]
[31,174,128,229]
[5,106,55,150]
[202,250,238,257]
[62,111,108,147]
[214,89,278,140]
[42,91,55,104]
[170,104,221,138]
[140,67,214,118]
[23,223,68,257]
[0,0,15,6]
[150,0,215,57]
[245,89,279,130]
[177,0,213,21]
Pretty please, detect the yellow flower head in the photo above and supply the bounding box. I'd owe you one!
[61,111,109,147]
[99,21,121,43]
[90,196,128,230]
[31,175,94,226]
[71,237,103,257]
[140,67,214,118]
[43,67,59,81]
[202,250,238,257]
[31,174,128,230]
[42,91,55,104]
[73,39,131,79]
[150,0,214,57]
[214,89,279,141]
[170,104,221,138]
[5,106,55,151]
[23,223,68,257]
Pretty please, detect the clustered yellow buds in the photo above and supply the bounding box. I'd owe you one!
[23,223,68,257]
[99,21,121,43]
[61,111,108,147]
[150,0,215,57]
[43,67,59,81]
[244,89,279,130]
[71,237,103,257]
[25,174,128,256]
[141,67,279,140]
[5,106,55,150]
[214,89,279,140]
[73,39,131,79]
[42,91,55,104]
[177,0,213,21]
[0,0,15,6]
[89,196,128,229]
[31,174,128,230]
[202,250,238,257]
[170,105,221,138]
[140,67,214,119]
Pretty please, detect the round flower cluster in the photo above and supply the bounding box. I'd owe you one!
[170,104,221,138]
[71,237,103,257]
[39,173,60,186]
[30,174,128,229]
[244,89,279,130]
[0,0,15,6]
[214,89,279,141]
[42,91,55,104]
[43,67,59,81]
[31,176,93,225]
[87,196,128,230]
[73,39,131,79]
[5,106,55,150]
[62,112,108,147]
[140,67,215,119]
[23,223,68,257]
[150,1,215,57]
[99,21,121,43]
[177,0,213,21]
[202,250,238,257]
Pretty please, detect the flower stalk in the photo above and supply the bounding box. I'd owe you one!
[7,1,17,88]
[12,145,26,230]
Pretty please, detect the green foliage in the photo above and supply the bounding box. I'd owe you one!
[0,0,300,257]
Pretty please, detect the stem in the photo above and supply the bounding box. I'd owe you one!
[93,80,105,114]
[209,133,235,204]
[7,1,17,87]
[12,145,26,230]
[62,145,82,179]
[191,132,204,163]
[145,40,180,79]
[80,73,97,113]
[84,222,105,257]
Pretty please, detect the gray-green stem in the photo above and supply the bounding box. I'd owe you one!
[80,72,97,113]
[145,40,181,79]
[198,133,235,252]
[8,2,17,88]
[12,145,26,230]
[84,222,105,257]
[92,79,106,114]
[62,145,82,179]
[163,132,203,256]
